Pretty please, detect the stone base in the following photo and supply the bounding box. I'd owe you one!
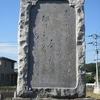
[93,87,100,94]
[5,98,97,100]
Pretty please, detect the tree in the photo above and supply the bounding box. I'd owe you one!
[86,74,95,83]
[86,63,100,82]
[86,63,96,75]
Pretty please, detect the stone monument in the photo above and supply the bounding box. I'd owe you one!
[17,0,86,99]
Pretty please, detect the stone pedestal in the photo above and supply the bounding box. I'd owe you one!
[93,87,100,94]
[5,98,97,100]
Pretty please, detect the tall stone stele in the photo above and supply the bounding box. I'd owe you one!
[17,0,85,98]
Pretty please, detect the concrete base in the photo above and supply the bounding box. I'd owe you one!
[93,87,100,94]
[5,98,97,100]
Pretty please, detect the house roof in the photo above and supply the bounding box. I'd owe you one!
[0,57,17,63]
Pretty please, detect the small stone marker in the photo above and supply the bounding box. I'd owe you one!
[17,0,85,98]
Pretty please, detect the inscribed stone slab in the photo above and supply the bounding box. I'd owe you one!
[28,1,76,88]
[17,0,85,98]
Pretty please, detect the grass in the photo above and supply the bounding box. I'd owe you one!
[86,92,100,99]
[0,86,16,88]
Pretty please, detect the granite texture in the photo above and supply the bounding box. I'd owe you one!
[6,98,97,100]
[28,1,76,88]
[17,0,85,98]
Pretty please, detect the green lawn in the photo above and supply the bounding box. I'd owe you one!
[0,86,16,88]
[86,92,100,99]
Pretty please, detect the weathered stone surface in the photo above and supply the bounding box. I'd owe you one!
[6,98,97,100]
[17,0,85,98]
[28,1,76,88]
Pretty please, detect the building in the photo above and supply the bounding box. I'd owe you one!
[0,57,16,86]
[14,69,18,86]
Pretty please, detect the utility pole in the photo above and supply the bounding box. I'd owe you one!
[88,34,100,94]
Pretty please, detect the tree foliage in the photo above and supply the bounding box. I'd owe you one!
[86,63,100,82]
[86,74,95,83]
[86,63,96,75]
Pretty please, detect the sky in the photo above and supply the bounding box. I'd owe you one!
[0,0,100,68]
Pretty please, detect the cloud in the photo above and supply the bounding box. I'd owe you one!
[0,43,18,54]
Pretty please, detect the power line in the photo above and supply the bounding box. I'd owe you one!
[0,45,18,47]
[86,60,95,62]
[86,50,94,52]
[0,41,17,43]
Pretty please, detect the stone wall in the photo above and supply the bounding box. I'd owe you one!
[5,98,97,100]
[86,86,94,92]
[0,88,16,100]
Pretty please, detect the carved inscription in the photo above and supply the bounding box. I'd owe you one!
[28,1,76,88]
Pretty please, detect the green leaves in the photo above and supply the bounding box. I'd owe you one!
[86,74,95,83]
[86,63,100,82]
